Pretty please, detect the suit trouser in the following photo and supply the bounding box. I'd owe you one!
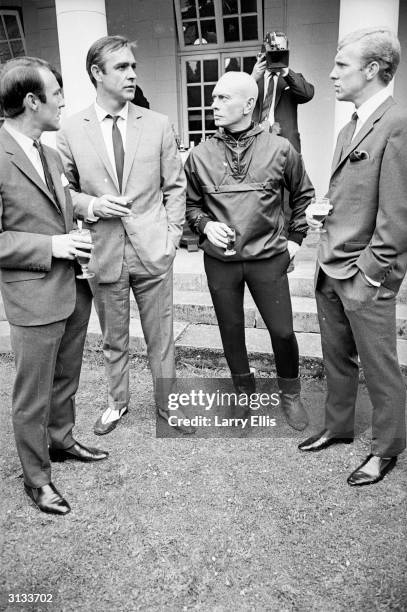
[92,257,176,412]
[316,270,406,457]
[204,252,299,377]
[10,280,92,488]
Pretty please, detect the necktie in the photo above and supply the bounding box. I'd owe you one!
[260,73,278,126]
[33,140,61,213]
[107,115,124,192]
[339,112,358,161]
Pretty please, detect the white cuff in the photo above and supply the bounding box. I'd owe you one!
[363,272,381,287]
[86,197,99,223]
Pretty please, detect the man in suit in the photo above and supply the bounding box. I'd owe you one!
[57,36,192,435]
[252,31,314,153]
[299,27,407,486]
[0,57,108,516]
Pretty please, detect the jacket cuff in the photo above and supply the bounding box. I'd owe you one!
[357,250,390,284]
[196,215,211,235]
[287,231,304,246]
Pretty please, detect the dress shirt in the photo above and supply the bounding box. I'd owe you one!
[263,71,279,126]
[3,122,46,184]
[87,101,129,221]
[352,86,391,140]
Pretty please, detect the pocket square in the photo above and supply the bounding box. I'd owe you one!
[349,150,370,162]
[61,173,69,187]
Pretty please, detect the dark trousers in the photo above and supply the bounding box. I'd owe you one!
[10,280,92,487]
[316,270,406,457]
[204,252,299,377]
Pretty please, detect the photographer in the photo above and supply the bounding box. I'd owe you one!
[252,31,314,153]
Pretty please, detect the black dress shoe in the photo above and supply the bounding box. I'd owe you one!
[94,407,128,436]
[158,408,197,434]
[347,454,397,486]
[49,440,109,462]
[24,482,71,515]
[298,429,353,451]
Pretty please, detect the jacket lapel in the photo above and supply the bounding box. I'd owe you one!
[44,148,71,228]
[274,75,286,109]
[331,96,395,177]
[82,105,118,189]
[122,104,143,193]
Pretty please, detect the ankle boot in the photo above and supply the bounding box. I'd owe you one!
[277,377,308,431]
[231,372,255,415]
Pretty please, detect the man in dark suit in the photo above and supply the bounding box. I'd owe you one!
[252,31,314,153]
[299,27,407,486]
[0,57,108,515]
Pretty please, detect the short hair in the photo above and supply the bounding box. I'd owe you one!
[0,56,62,118]
[86,35,133,87]
[338,27,400,85]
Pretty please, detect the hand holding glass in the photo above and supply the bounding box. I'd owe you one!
[116,195,135,220]
[69,228,94,279]
[307,197,332,233]
[224,227,236,256]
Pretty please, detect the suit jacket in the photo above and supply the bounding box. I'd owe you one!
[253,69,314,152]
[318,96,407,293]
[0,127,77,326]
[57,103,186,282]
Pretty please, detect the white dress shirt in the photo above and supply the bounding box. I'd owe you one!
[87,101,129,221]
[263,71,279,126]
[352,86,391,140]
[3,122,46,184]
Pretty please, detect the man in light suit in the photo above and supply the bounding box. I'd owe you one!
[57,36,192,435]
[0,57,108,516]
[299,28,407,486]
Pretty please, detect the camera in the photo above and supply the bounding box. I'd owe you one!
[260,31,289,73]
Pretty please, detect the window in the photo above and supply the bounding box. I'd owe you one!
[175,0,262,49]
[0,10,26,64]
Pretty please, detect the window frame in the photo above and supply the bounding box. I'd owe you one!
[0,9,27,63]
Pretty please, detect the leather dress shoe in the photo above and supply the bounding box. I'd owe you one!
[158,408,197,435]
[94,407,128,436]
[347,454,397,486]
[298,429,353,452]
[24,482,71,515]
[49,440,109,462]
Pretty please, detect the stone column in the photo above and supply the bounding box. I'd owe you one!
[55,0,107,116]
[334,0,400,138]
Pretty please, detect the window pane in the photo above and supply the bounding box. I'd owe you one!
[241,0,257,13]
[10,40,24,57]
[188,110,203,131]
[203,59,218,82]
[4,15,19,39]
[243,56,257,74]
[204,84,214,106]
[187,85,202,107]
[242,15,257,40]
[180,0,197,19]
[186,60,201,83]
[224,57,241,72]
[0,41,11,63]
[183,21,198,45]
[198,0,215,17]
[222,0,238,15]
[223,17,239,42]
[190,133,203,146]
[201,19,217,44]
[0,19,6,41]
[205,110,215,131]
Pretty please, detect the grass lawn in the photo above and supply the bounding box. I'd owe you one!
[0,352,406,612]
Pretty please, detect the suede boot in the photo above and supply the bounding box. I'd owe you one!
[277,376,308,431]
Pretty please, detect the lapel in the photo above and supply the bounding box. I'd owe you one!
[43,146,70,228]
[331,96,395,177]
[122,103,144,193]
[82,104,118,189]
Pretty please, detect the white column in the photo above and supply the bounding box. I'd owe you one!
[55,0,107,116]
[334,0,400,138]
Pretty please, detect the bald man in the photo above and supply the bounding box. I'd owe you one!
[185,72,314,429]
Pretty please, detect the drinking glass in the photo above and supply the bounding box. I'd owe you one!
[307,197,332,233]
[69,228,95,279]
[224,228,236,256]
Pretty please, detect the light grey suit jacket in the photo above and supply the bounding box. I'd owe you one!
[57,103,186,282]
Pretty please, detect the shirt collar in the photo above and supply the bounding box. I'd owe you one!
[355,87,391,125]
[3,121,37,157]
[94,100,129,123]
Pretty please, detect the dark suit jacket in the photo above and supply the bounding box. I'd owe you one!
[318,96,407,293]
[0,126,77,326]
[253,69,314,152]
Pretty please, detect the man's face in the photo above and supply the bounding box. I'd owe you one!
[96,46,137,103]
[211,79,248,131]
[330,41,368,104]
[36,68,64,132]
